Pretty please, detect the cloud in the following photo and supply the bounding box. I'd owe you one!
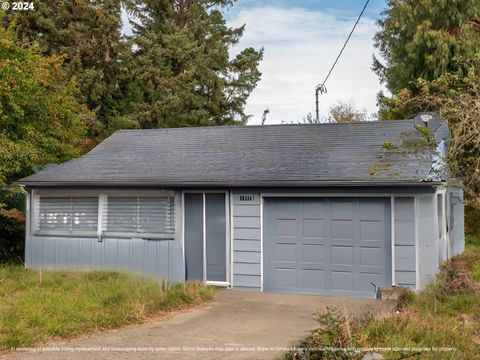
[226,5,385,124]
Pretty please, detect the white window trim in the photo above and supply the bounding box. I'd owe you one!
[436,188,448,260]
[35,195,99,237]
[104,195,175,238]
[33,190,176,239]
[182,190,231,286]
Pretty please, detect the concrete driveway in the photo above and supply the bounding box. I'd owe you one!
[5,289,391,360]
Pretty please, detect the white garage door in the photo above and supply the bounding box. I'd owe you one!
[264,197,392,297]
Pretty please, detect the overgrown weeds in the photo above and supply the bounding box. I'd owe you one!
[0,265,214,349]
[285,244,480,360]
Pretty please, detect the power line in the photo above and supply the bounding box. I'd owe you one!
[315,0,371,121]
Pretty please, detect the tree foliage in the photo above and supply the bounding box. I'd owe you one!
[389,57,480,211]
[1,0,132,138]
[327,100,368,123]
[302,100,368,124]
[126,0,263,127]
[373,0,480,232]
[0,26,93,261]
[0,27,92,186]
[373,0,480,119]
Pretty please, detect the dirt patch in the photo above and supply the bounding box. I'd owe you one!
[442,252,480,294]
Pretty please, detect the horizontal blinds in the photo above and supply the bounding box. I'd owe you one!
[38,197,98,234]
[105,196,175,234]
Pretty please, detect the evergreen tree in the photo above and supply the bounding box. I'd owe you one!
[2,0,133,137]
[373,1,480,232]
[373,0,480,119]
[126,0,263,127]
[0,26,93,260]
[0,27,92,186]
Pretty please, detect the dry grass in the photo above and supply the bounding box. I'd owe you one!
[286,240,480,360]
[0,265,214,350]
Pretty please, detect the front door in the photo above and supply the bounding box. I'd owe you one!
[184,192,228,284]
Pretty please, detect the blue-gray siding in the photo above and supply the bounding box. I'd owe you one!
[231,189,424,292]
[26,186,456,294]
[25,236,184,281]
[25,190,185,282]
[417,193,438,288]
[232,193,262,290]
[394,197,416,288]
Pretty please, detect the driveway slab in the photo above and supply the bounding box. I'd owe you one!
[4,289,391,360]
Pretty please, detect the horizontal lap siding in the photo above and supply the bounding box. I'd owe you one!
[232,197,262,291]
[25,235,180,281]
[394,197,416,289]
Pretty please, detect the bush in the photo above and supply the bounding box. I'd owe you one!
[0,186,25,264]
[465,204,480,238]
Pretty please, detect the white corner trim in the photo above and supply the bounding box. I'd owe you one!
[230,191,234,287]
[260,193,264,292]
[202,192,207,283]
[97,194,106,241]
[390,196,396,286]
[414,195,420,291]
[181,191,186,280]
[25,190,31,238]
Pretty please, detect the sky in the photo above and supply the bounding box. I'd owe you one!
[122,0,389,125]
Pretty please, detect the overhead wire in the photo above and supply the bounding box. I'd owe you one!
[315,0,371,121]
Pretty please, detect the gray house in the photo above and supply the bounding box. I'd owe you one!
[17,116,464,298]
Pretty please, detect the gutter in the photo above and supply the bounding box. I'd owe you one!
[16,179,443,189]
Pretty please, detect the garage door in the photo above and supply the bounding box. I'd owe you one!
[264,197,391,297]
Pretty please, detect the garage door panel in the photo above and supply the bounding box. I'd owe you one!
[360,220,384,241]
[275,243,296,262]
[330,199,354,217]
[331,220,354,239]
[302,219,326,238]
[275,218,296,237]
[302,244,326,264]
[302,199,326,214]
[275,268,297,289]
[275,200,297,212]
[331,271,354,291]
[264,197,391,298]
[301,269,326,290]
[331,246,354,265]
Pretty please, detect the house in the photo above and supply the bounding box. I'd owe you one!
[17,114,464,298]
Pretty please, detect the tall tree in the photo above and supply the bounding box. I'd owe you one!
[373,1,480,234]
[373,0,480,119]
[2,1,132,138]
[0,27,92,186]
[0,26,93,260]
[126,0,263,128]
[389,57,480,235]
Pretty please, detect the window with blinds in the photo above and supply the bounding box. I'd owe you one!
[37,197,98,235]
[104,196,175,235]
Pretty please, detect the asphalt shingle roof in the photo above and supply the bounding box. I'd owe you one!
[18,120,438,187]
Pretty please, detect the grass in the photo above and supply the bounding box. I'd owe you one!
[465,234,480,252]
[0,265,214,350]
[286,235,480,360]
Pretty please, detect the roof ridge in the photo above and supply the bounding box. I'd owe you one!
[114,119,414,133]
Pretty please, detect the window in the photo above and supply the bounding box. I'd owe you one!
[105,196,175,235]
[37,197,98,235]
[437,193,444,239]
